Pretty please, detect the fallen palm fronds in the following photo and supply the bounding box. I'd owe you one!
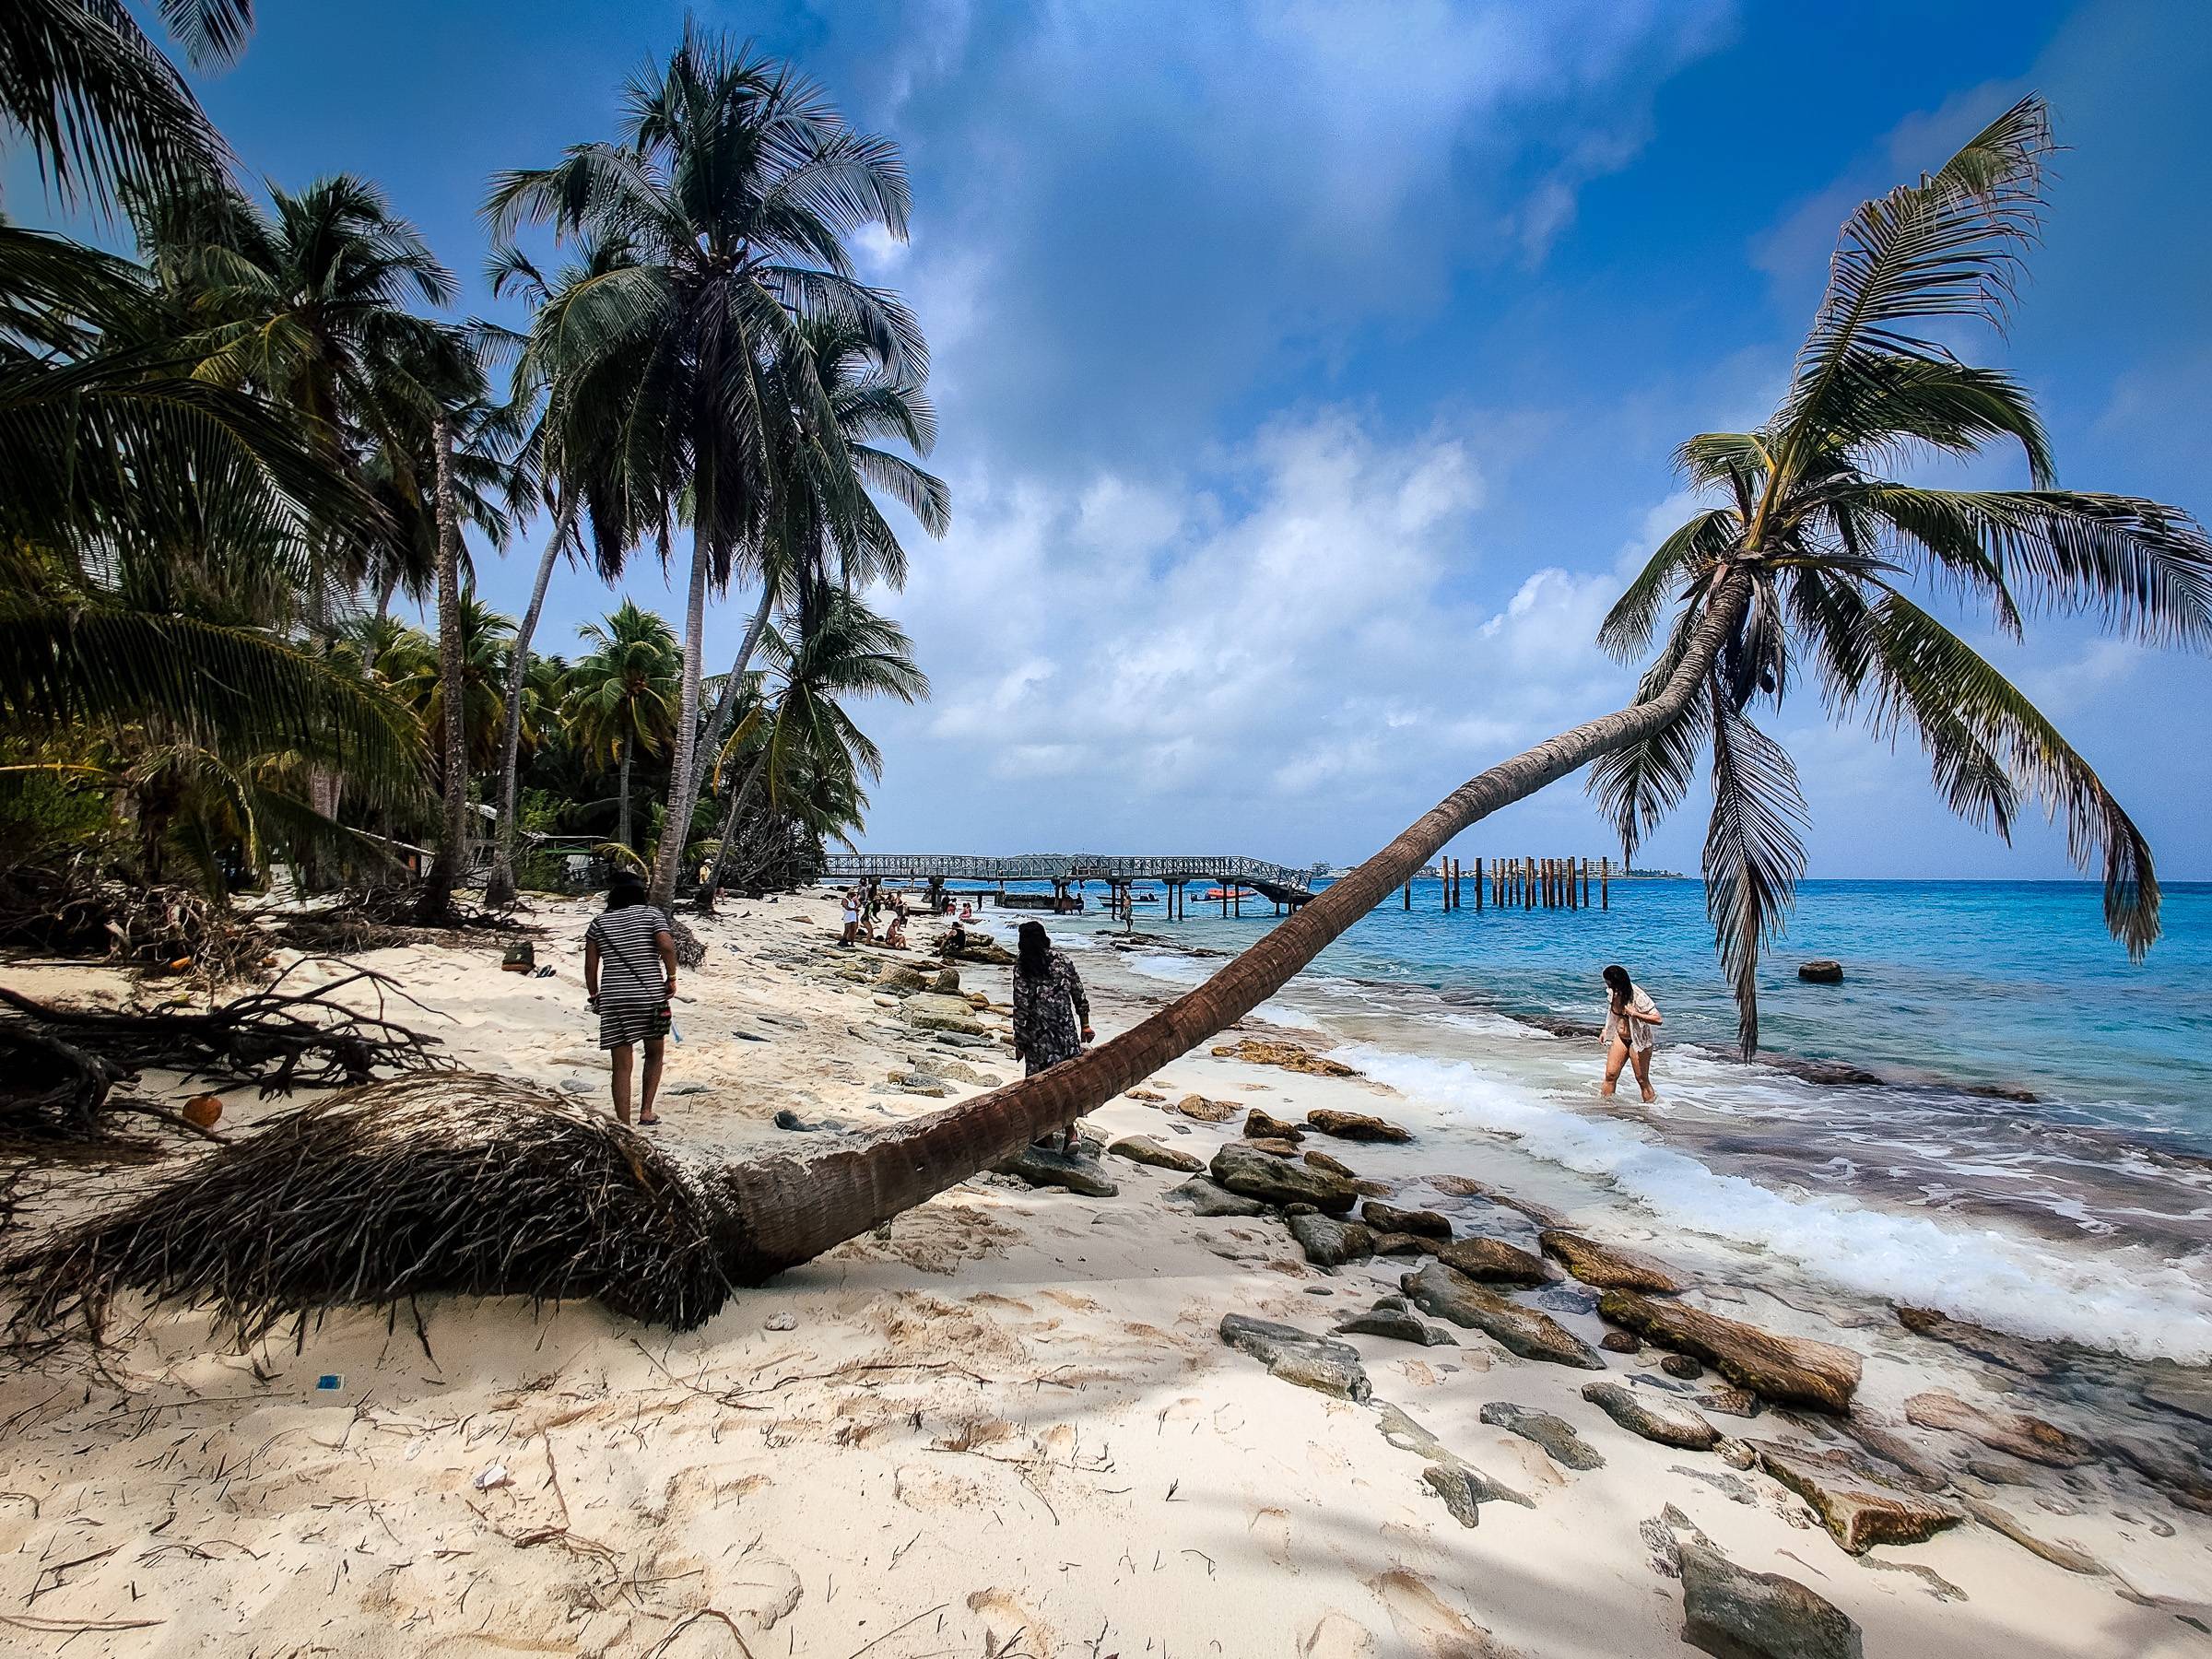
[0,958,448,1097]
[3,1073,743,1345]
[0,857,275,983]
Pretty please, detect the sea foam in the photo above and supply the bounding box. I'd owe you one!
[1339,1042,2212,1363]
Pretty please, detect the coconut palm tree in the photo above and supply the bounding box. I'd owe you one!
[381,594,514,778]
[484,22,923,911]
[563,602,680,852]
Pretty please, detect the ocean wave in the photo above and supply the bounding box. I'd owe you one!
[1337,1042,2212,1363]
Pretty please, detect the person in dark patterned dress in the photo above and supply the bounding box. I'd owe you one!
[1011,920,1092,1151]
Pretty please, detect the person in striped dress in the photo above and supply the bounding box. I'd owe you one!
[584,877,677,1126]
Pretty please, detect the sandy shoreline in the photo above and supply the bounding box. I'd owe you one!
[5,892,2212,1656]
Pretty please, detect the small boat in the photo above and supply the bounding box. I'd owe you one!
[1201,885,1253,901]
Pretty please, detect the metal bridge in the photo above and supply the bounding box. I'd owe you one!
[821,852,1319,908]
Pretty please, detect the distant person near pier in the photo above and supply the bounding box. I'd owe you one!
[1599,963,1663,1104]
[1012,920,1093,1151]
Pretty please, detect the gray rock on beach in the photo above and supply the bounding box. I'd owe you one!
[1334,1300,1458,1347]
[899,992,988,1035]
[1210,1142,1358,1213]
[1218,1314,1371,1402]
[1581,1380,1720,1451]
[1400,1261,1605,1369]
[1599,1291,1862,1413]
[1435,1235,1556,1285]
[1304,1108,1411,1143]
[1678,1542,1863,1659]
[994,1144,1119,1197]
[1479,1402,1605,1470]
[1161,1178,1270,1217]
[1107,1135,1206,1174]
[1748,1441,1963,1554]
[1422,1462,1535,1528]
[1288,1211,1374,1266]
[1362,1200,1452,1238]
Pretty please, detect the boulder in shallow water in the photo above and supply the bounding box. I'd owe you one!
[1901,1389,2096,1468]
[1678,1541,1864,1659]
[1302,1148,1357,1178]
[1363,1200,1452,1238]
[994,1145,1118,1197]
[1479,1402,1605,1470]
[1161,1177,1270,1217]
[1107,1135,1204,1173]
[1288,1211,1374,1266]
[1211,1142,1358,1212]
[1211,1038,1359,1077]
[1894,1305,2056,1377]
[1796,959,1844,984]
[1434,1235,1556,1285]
[1582,1380,1720,1451]
[1599,1291,1862,1413]
[1539,1230,1688,1294]
[1305,1108,1411,1142]
[1401,1261,1605,1369]
[1371,1230,1439,1257]
[1748,1441,1963,1554]
[1218,1313,1371,1401]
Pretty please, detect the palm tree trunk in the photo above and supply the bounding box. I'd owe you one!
[699,745,770,906]
[686,582,777,809]
[415,415,469,924]
[617,736,633,853]
[710,574,1751,1279]
[648,528,713,909]
[483,504,572,910]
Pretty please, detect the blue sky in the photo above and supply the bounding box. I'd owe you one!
[30,0,2212,878]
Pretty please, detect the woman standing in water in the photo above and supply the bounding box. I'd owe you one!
[1011,920,1093,1151]
[1600,962,1663,1103]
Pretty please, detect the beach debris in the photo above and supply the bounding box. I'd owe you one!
[473,1464,512,1491]
[1539,1230,1688,1294]
[1796,959,1845,984]
[1955,1493,2107,1576]
[1583,1381,1721,1451]
[1288,1211,1374,1266]
[1161,1178,1271,1218]
[1362,1200,1451,1238]
[315,1372,342,1390]
[1334,1297,1458,1347]
[1210,1143,1358,1212]
[1598,1292,1863,1413]
[994,1144,1118,1197]
[181,1092,223,1128]
[1433,1236,1555,1285]
[772,1107,830,1131]
[1602,1331,1641,1354]
[1678,1540,1864,1659]
[4,1073,739,1343]
[1480,1402,1606,1470]
[1209,1039,1359,1077]
[1747,1441,1964,1553]
[1106,1135,1205,1173]
[898,992,988,1035]
[1243,1107,1304,1141]
[1302,1148,1357,1178]
[1218,1313,1371,1401]
[1893,1305,2058,1377]
[1171,1093,1240,1122]
[1660,1353,1703,1379]
[765,1312,797,1332]
[1901,1390,2095,1467]
[1304,1108,1411,1143]
[1399,1262,1605,1369]
[1371,1230,1438,1257]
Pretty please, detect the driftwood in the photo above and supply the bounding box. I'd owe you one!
[0,959,449,1099]
[0,859,275,983]
[5,1074,735,1345]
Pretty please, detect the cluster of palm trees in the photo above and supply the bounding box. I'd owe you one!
[0,5,942,919]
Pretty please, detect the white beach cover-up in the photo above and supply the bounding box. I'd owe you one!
[1602,983,1660,1053]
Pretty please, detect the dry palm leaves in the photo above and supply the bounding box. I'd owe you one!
[0,858,274,983]
[4,1073,745,1346]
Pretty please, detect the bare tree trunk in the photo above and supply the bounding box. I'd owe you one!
[711,574,1751,1279]
[483,504,572,910]
[649,528,713,910]
[414,416,469,924]
[697,745,770,910]
[686,582,777,810]
[617,736,633,853]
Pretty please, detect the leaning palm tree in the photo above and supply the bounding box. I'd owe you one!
[17,96,2212,1339]
[484,23,924,912]
[563,601,681,852]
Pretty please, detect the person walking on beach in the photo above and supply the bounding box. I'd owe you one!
[839,887,860,947]
[1011,920,1093,1152]
[1599,962,1663,1104]
[584,877,677,1127]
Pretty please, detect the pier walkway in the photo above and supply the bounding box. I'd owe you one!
[821,852,1320,911]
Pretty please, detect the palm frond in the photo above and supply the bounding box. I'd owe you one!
[1597,507,1736,662]
[1702,683,1809,1058]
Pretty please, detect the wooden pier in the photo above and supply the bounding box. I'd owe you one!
[1408,855,1615,912]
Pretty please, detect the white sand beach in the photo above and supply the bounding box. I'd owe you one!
[4,894,2211,1657]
